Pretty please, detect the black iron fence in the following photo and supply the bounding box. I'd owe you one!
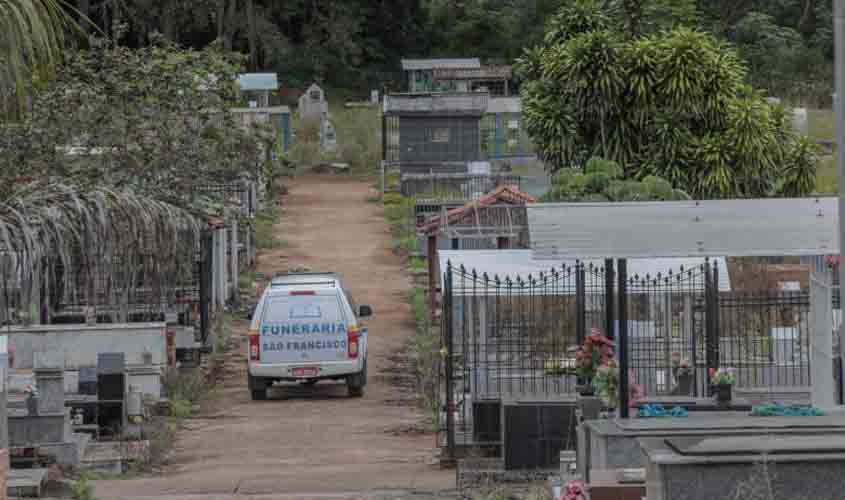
[48,249,202,326]
[441,259,814,454]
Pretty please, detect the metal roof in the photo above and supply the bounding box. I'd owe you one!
[487,97,522,114]
[237,73,279,91]
[401,58,481,71]
[527,198,839,260]
[420,185,535,235]
[384,93,489,116]
[439,250,731,293]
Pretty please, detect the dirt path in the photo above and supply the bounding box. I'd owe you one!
[93,176,453,500]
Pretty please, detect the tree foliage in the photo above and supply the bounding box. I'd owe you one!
[519,0,819,199]
[0,0,78,113]
[542,157,690,202]
[0,34,263,215]
[0,34,266,323]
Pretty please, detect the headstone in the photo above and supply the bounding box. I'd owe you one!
[33,354,64,415]
[299,83,329,122]
[78,367,97,396]
[321,119,338,153]
[766,97,782,105]
[84,306,96,326]
[97,353,125,402]
[793,107,809,136]
[371,90,379,104]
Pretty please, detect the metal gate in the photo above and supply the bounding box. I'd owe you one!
[441,259,814,455]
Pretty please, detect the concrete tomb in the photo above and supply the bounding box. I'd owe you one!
[642,434,845,500]
[579,415,845,482]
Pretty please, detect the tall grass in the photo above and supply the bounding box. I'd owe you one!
[408,286,440,421]
[287,101,381,175]
[254,206,284,249]
[384,194,418,254]
[331,105,381,174]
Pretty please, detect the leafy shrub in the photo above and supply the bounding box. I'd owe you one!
[382,192,405,206]
[72,476,96,500]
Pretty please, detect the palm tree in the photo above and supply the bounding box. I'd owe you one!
[0,0,75,113]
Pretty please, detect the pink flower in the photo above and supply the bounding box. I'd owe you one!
[562,480,586,500]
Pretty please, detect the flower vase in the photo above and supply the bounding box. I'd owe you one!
[602,408,617,420]
[576,393,602,422]
[677,373,693,396]
[26,394,39,416]
[715,383,733,405]
[576,383,595,397]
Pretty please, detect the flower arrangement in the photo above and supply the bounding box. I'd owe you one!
[594,359,619,406]
[24,385,39,398]
[673,357,692,377]
[710,367,736,386]
[594,359,645,410]
[561,479,586,500]
[574,328,615,382]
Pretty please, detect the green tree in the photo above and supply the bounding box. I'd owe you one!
[519,0,818,199]
[0,35,263,215]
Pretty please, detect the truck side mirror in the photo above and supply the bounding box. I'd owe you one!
[358,305,373,318]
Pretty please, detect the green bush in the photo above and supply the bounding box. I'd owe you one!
[382,192,405,206]
[254,207,284,249]
[170,397,193,419]
[72,476,96,500]
[409,257,427,273]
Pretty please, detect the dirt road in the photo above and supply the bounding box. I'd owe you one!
[93,176,453,500]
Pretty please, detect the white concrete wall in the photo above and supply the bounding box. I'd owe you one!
[3,323,167,370]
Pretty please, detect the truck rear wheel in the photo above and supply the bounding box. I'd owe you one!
[249,375,267,401]
[347,361,367,398]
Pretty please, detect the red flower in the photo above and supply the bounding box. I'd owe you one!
[708,368,716,378]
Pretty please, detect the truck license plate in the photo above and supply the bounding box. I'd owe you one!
[293,367,319,378]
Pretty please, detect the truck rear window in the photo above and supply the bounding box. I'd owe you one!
[260,295,345,329]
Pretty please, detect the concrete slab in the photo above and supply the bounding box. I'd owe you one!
[7,467,47,498]
[616,415,845,432]
[668,435,845,456]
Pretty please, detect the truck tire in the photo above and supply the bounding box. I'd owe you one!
[249,375,267,401]
[347,360,367,398]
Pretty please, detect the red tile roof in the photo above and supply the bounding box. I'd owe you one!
[419,184,536,235]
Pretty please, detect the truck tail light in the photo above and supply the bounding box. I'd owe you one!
[347,326,360,359]
[248,330,260,361]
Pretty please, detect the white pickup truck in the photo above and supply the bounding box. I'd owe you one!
[247,273,372,400]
